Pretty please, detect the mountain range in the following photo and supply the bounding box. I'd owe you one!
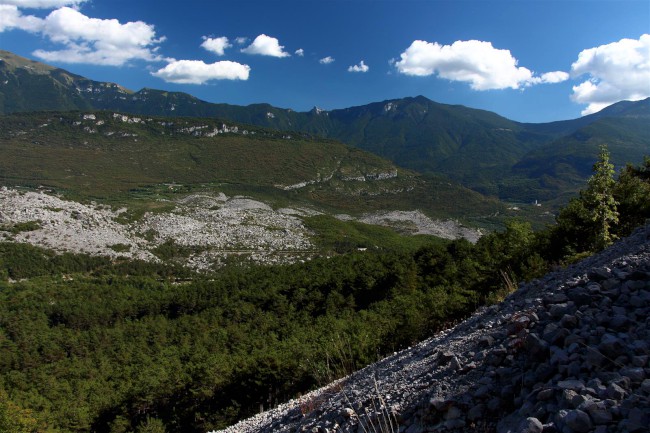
[1,49,649,205]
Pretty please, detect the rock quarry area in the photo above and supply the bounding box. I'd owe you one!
[0,187,478,270]
[213,224,650,433]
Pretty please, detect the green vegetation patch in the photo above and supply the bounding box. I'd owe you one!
[304,214,446,254]
[108,243,131,253]
[0,220,41,234]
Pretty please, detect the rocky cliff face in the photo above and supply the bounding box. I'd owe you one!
[213,224,650,433]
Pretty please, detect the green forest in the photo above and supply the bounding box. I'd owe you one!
[1,151,648,433]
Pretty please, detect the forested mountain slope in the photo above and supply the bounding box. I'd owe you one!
[3,50,648,204]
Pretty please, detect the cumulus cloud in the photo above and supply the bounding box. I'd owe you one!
[0,5,166,66]
[348,60,369,73]
[0,5,42,32]
[570,34,650,115]
[295,48,304,57]
[241,34,290,57]
[0,0,86,8]
[394,39,567,91]
[319,56,335,64]
[152,59,250,84]
[235,37,248,45]
[201,36,231,56]
[539,71,570,84]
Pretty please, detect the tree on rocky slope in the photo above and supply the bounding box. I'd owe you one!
[551,145,615,256]
[614,155,650,235]
[584,144,619,250]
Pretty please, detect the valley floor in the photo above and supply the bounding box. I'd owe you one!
[0,187,479,270]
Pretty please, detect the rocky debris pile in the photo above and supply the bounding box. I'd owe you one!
[0,187,154,261]
[0,188,314,269]
[140,195,315,269]
[1,187,484,271]
[212,224,650,433]
[355,210,482,243]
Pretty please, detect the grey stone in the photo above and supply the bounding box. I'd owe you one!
[554,409,569,428]
[487,397,502,412]
[449,355,462,371]
[620,366,645,383]
[641,378,650,394]
[444,419,465,429]
[534,363,555,383]
[544,293,569,304]
[445,405,462,420]
[561,389,580,408]
[543,323,561,343]
[560,314,578,329]
[467,404,485,421]
[627,407,650,433]
[567,287,592,306]
[606,382,626,400]
[438,351,455,364]
[566,361,581,378]
[516,417,543,433]
[626,279,647,290]
[549,303,571,319]
[632,355,649,367]
[598,334,624,358]
[550,347,569,365]
[525,333,549,357]
[564,409,592,432]
[536,388,554,401]
[585,348,607,369]
[487,348,508,367]
[429,398,447,411]
[480,335,495,347]
[473,385,491,399]
[609,314,630,330]
[557,380,585,391]
[588,267,612,281]
[587,403,612,425]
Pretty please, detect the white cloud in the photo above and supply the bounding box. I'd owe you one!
[0,0,86,8]
[539,71,570,84]
[394,39,566,91]
[319,56,334,64]
[235,37,248,45]
[34,45,162,66]
[0,5,42,32]
[0,5,166,66]
[348,60,369,73]
[571,34,650,115]
[152,59,250,84]
[241,34,289,58]
[295,48,304,57]
[201,36,231,56]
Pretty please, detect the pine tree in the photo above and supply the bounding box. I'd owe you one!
[584,144,619,250]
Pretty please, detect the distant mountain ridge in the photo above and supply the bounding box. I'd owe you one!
[2,50,648,203]
[0,110,504,225]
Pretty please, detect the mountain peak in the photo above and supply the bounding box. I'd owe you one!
[0,49,56,74]
[310,106,328,115]
[412,94,432,103]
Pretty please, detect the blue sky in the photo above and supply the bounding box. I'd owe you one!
[1,0,649,122]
